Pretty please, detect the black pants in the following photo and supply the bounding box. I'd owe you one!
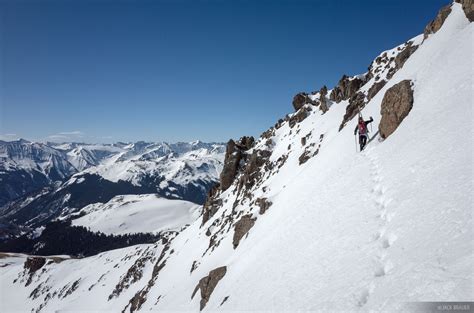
[359,134,368,151]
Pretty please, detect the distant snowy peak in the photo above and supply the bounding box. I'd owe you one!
[0,139,225,208]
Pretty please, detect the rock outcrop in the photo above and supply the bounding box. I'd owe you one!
[329,75,365,103]
[424,4,452,38]
[367,80,387,101]
[219,137,254,191]
[289,105,311,128]
[394,41,418,71]
[319,85,329,113]
[292,93,318,111]
[24,257,46,286]
[238,149,272,192]
[233,215,256,249]
[192,266,227,311]
[379,80,414,139]
[339,92,366,131]
[202,184,222,225]
[256,198,272,215]
[456,0,474,21]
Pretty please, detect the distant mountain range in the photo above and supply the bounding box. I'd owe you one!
[0,139,225,235]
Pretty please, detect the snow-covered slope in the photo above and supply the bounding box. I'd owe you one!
[0,3,471,312]
[70,194,200,235]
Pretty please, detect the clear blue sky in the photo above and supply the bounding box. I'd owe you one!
[0,0,447,143]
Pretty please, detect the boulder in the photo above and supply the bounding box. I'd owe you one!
[233,215,256,249]
[424,4,452,38]
[292,92,320,111]
[379,80,414,139]
[192,266,227,311]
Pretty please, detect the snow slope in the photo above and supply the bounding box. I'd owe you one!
[0,3,471,312]
[71,194,200,235]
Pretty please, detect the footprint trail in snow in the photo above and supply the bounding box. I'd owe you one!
[357,148,397,308]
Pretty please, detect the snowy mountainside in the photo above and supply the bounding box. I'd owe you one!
[70,194,200,235]
[0,2,472,312]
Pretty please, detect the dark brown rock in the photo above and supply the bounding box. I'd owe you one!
[233,215,256,249]
[424,4,452,38]
[379,80,414,139]
[24,257,46,286]
[219,139,241,191]
[338,92,366,131]
[219,137,254,191]
[298,150,312,165]
[319,85,329,113]
[202,183,222,225]
[192,266,227,311]
[394,42,418,70]
[237,149,271,192]
[330,75,365,103]
[24,257,46,274]
[292,93,307,111]
[289,106,310,128]
[256,198,272,215]
[301,136,307,146]
[367,80,387,101]
[292,92,320,111]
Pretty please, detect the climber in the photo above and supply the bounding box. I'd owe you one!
[354,116,374,151]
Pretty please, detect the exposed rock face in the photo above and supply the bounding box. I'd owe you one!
[456,0,474,21]
[367,80,387,101]
[256,197,272,215]
[233,215,256,249]
[319,85,329,113]
[192,266,227,311]
[24,257,46,286]
[329,75,365,103]
[289,106,311,128]
[292,93,318,111]
[238,149,272,192]
[339,92,366,131]
[424,4,452,38]
[202,184,222,225]
[379,80,414,139]
[394,42,418,70]
[219,137,254,191]
[292,93,307,111]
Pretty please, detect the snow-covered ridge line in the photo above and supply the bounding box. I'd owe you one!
[0,2,472,312]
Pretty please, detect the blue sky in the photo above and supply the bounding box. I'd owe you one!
[1,0,447,143]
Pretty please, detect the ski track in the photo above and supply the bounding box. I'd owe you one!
[357,146,397,308]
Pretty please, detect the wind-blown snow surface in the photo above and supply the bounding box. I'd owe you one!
[71,194,200,235]
[0,4,472,312]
